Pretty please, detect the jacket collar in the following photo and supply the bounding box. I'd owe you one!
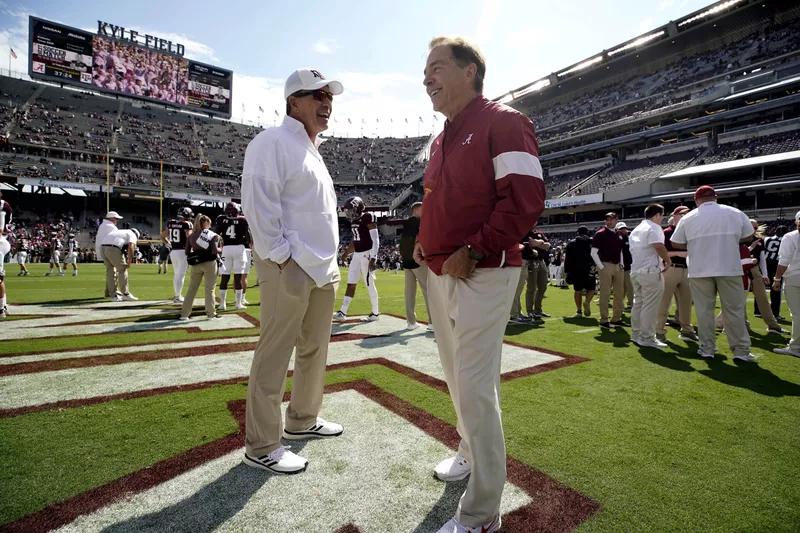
[443,94,486,135]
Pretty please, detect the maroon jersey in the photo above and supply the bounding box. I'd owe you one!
[216,215,250,247]
[351,212,375,253]
[167,219,192,249]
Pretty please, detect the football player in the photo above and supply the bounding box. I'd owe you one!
[333,196,380,322]
[216,202,252,310]
[0,191,11,318]
[62,233,79,276]
[160,207,193,303]
[16,237,29,276]
[45,231,63,276]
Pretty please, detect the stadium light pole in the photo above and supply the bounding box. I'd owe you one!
[105,148,110,213]
[159,160,163,233]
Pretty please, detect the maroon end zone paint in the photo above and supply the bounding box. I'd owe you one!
[2,380,599,533]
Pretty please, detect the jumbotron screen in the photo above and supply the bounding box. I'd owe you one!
[28,16,233,118]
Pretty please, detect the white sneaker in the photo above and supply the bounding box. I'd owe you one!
[774,347,800,358]
[427,323,434,332]
[0,306,7,319]
[636,338,667,349]
[243,446,308,475]
[283,418,343,440]
[436,516,500,533]
[56,272,65,276]
[242,297,250,305]
[697,349,716,359]
[178,316,189,321]
[361,313,380,322]
[406,323,421,331]
[121,293,138,301]
[332,310,347,322]
[733,353,758,363]
[434,453,471,482]
[173,296,184,304]
[218,302,227,311]
[234,303,247,310]
[110,294,123,302]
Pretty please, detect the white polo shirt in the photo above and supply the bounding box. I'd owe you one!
[670,201,754,278]
[95,219,117,258]
[241,116,340,288]
[629,219,665,272]
[777,229,800,280]
[102,229,138,249]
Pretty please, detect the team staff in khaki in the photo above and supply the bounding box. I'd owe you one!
[400,202,432,331]
[591,213,626,329]
[100,227,139,302]
[415,37,545,533]
[670,186,757,362]
[656,206,698,343]
[240,68,344,475]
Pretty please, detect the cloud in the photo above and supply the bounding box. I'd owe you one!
[313,40,336,55]
[476,0,501,45]
[659,0,675,10]
[504,30,546,49]
[639,17,654,32]
[0,7,34,78]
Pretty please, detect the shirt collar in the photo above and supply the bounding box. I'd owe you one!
[282,115,323,149]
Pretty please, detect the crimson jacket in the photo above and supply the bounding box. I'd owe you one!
[419,96,545,275]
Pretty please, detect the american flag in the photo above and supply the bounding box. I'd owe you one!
[348,118,352,124]
[258,106,264,113]
[274,110,279,116]
[9,48,17,60]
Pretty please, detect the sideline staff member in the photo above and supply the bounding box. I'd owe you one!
[592,213,626,329]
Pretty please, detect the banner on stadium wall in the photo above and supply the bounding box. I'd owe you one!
[544,193,604,209]
[164,191,230,203]
[17,177,103,192]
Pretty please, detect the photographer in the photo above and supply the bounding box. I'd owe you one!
[180,214,222,320]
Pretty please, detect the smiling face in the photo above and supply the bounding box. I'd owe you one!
[423,45,477,120]
[288,85,333,139]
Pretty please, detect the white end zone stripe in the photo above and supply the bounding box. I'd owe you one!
[493,151,543,181]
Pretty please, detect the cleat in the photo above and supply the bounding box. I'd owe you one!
[360,313,380,322]
[0,306,7,319]
[234,304,247,310]
[332,310,347,322]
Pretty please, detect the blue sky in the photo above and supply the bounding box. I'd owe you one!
[1,0,713,137]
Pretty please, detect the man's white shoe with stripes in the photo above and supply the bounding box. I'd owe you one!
[434,452,471,481]
[242,445,308,475]
[282,417,343,440]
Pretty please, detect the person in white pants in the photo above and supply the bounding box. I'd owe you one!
[629,204,670,349]
[773,210,800,358]
[160,207,194,304]
[95,211,121,297]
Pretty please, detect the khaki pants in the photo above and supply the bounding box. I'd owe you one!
[245,257,339,457]
[181,260,218,318]
[657,266,694,335]
[598,262,624,322]
[690,276,751,357]
[404,265,430,326]
[749,265,779,330]
[101,246,128,295]
[427,267,518,527]
[631,269,664,342]
[527,259,548,315]
[783,276,800,352]
[510,260,530,317]
[623,270,634,307]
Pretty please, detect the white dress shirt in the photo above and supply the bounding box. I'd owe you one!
[670,202,754,278]
[241,116,339,288]
[629,219,665,272]
[95,219,117,258]
[778,229,800,280]
[102,229,138,248]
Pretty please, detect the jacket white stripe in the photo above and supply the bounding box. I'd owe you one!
[492,151,543,181]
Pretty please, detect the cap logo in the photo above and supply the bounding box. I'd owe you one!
[309,69,325,80]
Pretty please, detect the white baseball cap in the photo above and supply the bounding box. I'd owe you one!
[284,69,343,100]
[615,222,629,230]
[794,210,800,221]
[105,211,123,219]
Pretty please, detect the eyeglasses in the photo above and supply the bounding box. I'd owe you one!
[293,89,334,102]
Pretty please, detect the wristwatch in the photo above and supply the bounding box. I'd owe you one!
[466,245,485,261]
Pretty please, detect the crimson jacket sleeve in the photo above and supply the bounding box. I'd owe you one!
[464,112,545,257]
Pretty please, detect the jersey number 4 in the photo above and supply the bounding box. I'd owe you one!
[226,225,237,239]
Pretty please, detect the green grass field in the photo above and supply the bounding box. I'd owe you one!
[1,263,799,532]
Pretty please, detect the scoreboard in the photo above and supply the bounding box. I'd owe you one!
[28,16,233,119]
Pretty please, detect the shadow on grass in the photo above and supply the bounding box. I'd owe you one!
[562,316,598,326]
[698,357,800,397]
[36,297,107,306]
[100,440,310,533]
[638,343,695,372]
[412,478,469,533]
[592,328,632,348]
